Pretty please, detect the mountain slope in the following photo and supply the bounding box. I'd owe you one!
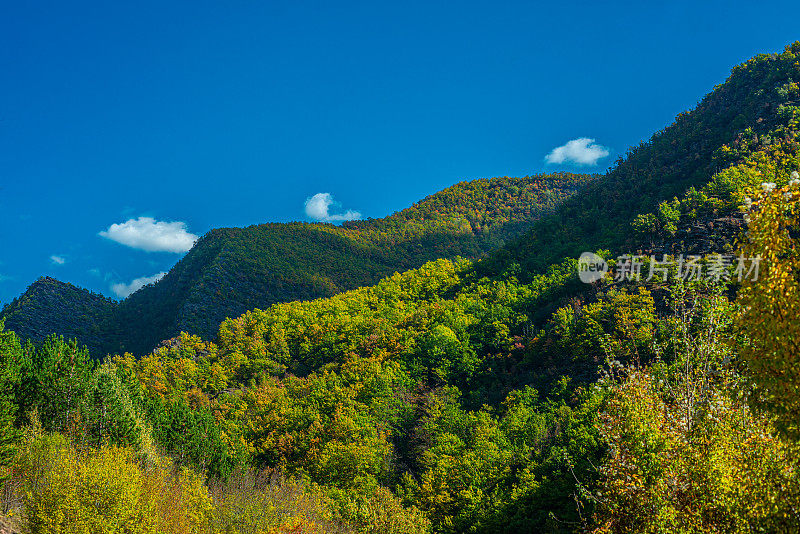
[3,172,595,355]
[165,42,800,422]
[484,43,800,276]
[0,277,117,351]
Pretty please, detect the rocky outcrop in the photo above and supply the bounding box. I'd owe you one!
[641,213,746,257]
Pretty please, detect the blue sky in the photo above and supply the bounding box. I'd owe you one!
[1,0,799,303]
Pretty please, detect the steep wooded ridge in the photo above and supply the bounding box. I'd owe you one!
[0,278,116,352]
[2,173,594,355]
[482,44,800,276]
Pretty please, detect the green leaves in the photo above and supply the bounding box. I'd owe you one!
[17,334,93,434]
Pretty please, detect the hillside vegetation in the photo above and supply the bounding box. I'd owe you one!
[0,278,117,352]
[484,44,800,276]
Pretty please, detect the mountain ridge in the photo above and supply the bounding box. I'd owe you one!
[2,172,596,355]
[482,44,800,277]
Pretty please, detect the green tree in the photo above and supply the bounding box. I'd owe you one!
[0,322,23,484]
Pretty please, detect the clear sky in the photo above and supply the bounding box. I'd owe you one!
[2,0,799,304]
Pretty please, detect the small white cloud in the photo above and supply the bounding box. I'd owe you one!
[304,193,361,222]
[99,217,197,253]
[111,271,167,298]
[545,138,610,166]
[50,255,66,265]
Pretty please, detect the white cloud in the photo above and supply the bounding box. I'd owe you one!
[304,193,361,222]
[545,138,610,166]
[99,217,197,253]
[111,271,167,298]
[50,255,66,265]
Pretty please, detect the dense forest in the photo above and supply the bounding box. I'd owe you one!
[1,42,800,533]
[2,173,595,356]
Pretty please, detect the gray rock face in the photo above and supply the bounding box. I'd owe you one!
[642,213,745,257]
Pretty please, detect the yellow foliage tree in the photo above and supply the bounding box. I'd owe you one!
[736,171,800,437]
[16,428,212,534]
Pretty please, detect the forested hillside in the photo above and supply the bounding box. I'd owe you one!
[2,173,594,356]
[2,43,800,533]
[484,45,800,275]
[0,277,117,352]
